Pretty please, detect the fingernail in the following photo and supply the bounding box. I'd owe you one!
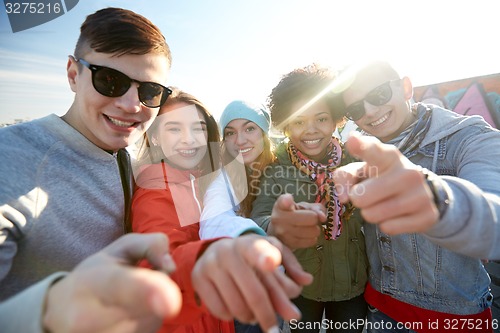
[267,326,280,333]
[291,303,301,316]
[163,254,176,274]
[257,253,273,270]
[338,194,348,203]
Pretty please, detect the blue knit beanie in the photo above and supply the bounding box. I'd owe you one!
[219,100,271,134]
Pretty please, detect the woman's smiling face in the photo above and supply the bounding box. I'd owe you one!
[285,99,336,161]
[223,119,265,166]
[152,102,208,170]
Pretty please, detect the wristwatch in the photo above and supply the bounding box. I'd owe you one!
[422,168,450,219]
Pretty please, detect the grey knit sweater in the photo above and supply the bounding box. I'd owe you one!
[0,114,125,331]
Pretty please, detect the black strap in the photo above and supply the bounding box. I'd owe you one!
[117,148,134,233]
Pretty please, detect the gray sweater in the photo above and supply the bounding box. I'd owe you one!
[0,115,125,331]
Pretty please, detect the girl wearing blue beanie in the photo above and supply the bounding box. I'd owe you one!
[199,100,278,333]
[200,99,275,236]
[220,100,275,216]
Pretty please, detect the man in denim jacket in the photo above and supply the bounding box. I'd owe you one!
[333,60,499,332]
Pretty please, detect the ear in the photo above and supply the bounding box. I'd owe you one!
[67,57,79,93]
[401,76,414,101]
[282,125,289,137]
[151,136,159,146]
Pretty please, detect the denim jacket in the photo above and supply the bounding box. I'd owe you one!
[366,106,499,315]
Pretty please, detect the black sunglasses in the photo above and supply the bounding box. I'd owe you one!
[344,79,400,121]
[75,58,172,108]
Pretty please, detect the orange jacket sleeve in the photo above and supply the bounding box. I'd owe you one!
[131,186,223,325]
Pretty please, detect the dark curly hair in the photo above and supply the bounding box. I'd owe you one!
[267,63,345,130]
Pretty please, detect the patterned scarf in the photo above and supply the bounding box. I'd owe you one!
[386,103,433,157]
[287,137,354,240]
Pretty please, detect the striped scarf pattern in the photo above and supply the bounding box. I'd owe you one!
[387,103,433,156]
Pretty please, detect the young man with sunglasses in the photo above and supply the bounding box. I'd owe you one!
[0,7,311,333]
[0,7,176,332]
[332,60,500,332]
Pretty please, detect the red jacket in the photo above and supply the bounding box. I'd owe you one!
[132,161,234,333]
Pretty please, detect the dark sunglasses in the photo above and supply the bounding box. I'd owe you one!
[344,79,400,121]
[75,58,172,108]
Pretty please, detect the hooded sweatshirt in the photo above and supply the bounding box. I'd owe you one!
[364,105,499,320]
[416,106,500,259]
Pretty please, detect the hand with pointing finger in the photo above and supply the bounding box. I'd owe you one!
[267,193,327,250]
[192,234,313,333]
[333,133,439,235]
[43,233,182,333]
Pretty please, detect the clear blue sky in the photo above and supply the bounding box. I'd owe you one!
[1,0,499,124]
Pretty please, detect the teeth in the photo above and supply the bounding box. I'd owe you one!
[370,113,389,127]
[239,148,252,153]
[179,149,196,155]
[304,139,321,144]
[108,116,134,127]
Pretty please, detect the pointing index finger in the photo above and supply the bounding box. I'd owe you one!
[345,132,402,176]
